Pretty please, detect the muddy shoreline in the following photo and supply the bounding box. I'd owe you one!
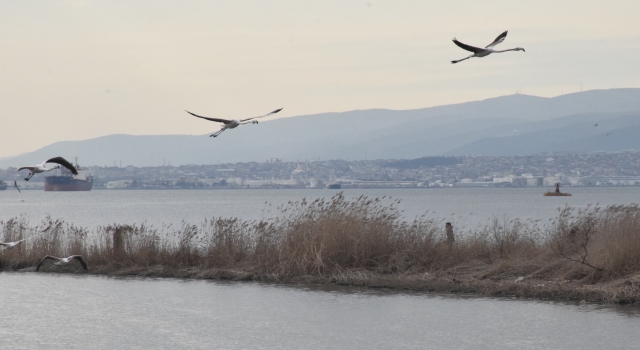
[7,261,639,305]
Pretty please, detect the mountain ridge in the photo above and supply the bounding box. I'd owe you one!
[2,89,640,168]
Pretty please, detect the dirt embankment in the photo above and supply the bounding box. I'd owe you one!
[13,260,640,305]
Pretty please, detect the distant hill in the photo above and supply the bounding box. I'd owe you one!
[446,112,640,156]
[2,89,640,168]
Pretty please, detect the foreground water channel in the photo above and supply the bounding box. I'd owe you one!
[1,273,639,350]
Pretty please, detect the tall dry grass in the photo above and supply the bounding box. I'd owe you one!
[2,194,640,283]
[548,204,640,279]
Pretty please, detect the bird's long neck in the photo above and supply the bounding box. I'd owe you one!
[493,48,520,53]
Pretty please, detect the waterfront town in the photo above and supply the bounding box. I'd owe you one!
[3,151,640,190]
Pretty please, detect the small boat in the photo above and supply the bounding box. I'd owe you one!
[0,180,7,191]
[544,182,571,196]
[543,191,571,197]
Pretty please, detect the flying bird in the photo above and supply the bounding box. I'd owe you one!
[185,108,283,137]
[1,224,53,253]
[594,124,598,127]
[0,238,27,253]
[36,255,88,271]
[16,157,78,181]
[14,156,78,192]
[451,30,525,64]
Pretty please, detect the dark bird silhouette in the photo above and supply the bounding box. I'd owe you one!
[185,108,283,137]
[451,30,525,64]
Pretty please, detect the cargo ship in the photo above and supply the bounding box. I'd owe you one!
[44,159,93,191]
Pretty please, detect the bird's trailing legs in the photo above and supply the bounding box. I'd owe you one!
[24,173,34,181]
[210,127,227,138]
[451,56,472,64]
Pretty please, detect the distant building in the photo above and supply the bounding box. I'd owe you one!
[106,180,133,189]
[526,177,543,186]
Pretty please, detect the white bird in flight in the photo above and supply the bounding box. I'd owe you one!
[14,156,78,192]
[451,30,525,64]
[0,238,27,253]
[0,224,53,252]
[36,255,88,271]
[185,108,283,137]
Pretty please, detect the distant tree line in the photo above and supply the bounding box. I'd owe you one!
[383,156,462,169]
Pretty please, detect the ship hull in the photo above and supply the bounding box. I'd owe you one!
[44,176,92,191]
[543,192,571,196]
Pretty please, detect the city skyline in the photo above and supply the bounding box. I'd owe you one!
[5,152,640,190]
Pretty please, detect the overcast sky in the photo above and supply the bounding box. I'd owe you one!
[1,0,639,158]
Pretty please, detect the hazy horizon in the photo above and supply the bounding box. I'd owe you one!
[2,1,640,158]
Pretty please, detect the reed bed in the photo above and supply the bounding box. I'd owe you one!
[2,194,640,303]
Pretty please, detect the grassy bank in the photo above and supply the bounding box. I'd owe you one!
[2,193,640,304]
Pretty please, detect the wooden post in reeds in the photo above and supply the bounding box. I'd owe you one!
[445,222,455,247]
[113,227,124,256]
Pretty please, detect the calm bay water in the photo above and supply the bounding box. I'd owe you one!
[1,187,640,229]
[1,273,639,350]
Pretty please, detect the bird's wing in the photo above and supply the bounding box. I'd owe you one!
[185,110,231,124]
[71,255,88,270]
[240,108,283,122]
[44,157,78,175]
[485,30,508,49]
[36,255,56,271]
[18,225,51,243]
[0,242,8,246]
[14,180,21,193]
[16,166,35,172]
[452,38,484,53]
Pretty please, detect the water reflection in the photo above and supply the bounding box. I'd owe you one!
[1,272,638,350]
[293,282,640,318]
